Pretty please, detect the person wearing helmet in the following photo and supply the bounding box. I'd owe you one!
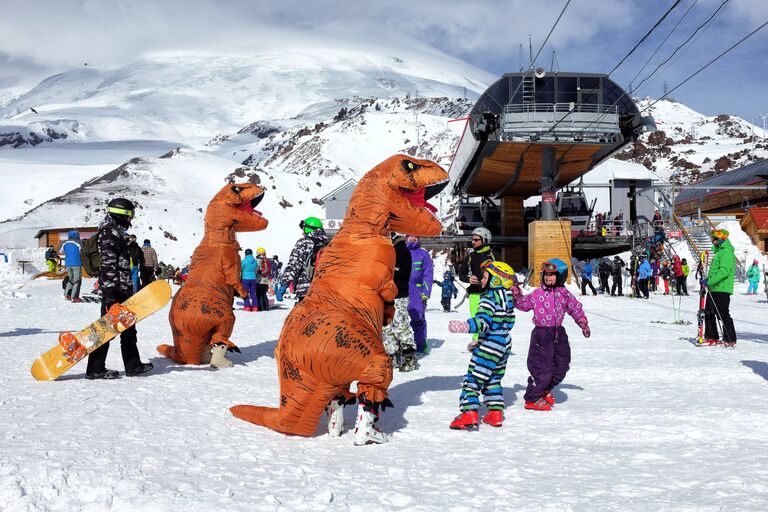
[86,197,153,379]
[406,235,433,353]
[700,229,737,347]
[458,227,496,340]
[275,216,329,303]
[448,260,516,429]
[511,258,590,411]
[254,247,271,311]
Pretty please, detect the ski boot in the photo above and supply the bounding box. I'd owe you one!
[107,303,137,331]
[482,409,504,427]
[353,403,390,445]
[542,390,556,406]
[449,410,479,430]
[524,398,552,411]
[722,341,736,349]
[399,353,420,372]
[58,332,88,363]
[325,398,344,437]
[703,338,722,346]
[210,343,233,368]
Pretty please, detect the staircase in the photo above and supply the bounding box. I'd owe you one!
[673,214,711,272]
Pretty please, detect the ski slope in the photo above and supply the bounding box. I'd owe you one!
[1,274,767,511]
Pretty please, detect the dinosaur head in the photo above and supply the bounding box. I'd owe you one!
[205,183,268,236]
[347,155,448,236]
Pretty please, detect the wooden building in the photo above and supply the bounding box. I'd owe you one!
[34,227,98,251]
[740,207,768,254]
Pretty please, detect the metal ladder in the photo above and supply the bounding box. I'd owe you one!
[522,75,535,105]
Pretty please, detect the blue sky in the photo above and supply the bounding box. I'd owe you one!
[1,0,766,122]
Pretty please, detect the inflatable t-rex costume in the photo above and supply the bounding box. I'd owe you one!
[158,183,268,367]
[230,154,447,444]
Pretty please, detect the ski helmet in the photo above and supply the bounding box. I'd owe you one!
[245,248,253,255]
[481,260,515,289]
[107,197,135,226]
[540,258,568,287]
[257,247,266,254]
[300,216,323,234]
[471,227,492,245]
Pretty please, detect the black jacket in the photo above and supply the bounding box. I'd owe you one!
[392,239,412,299]
[458,245,495,294]
[98,216,133,298]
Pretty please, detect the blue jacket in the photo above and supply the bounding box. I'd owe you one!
[61,231,81,267]
[581,262,593,280]
[241,254,258,280]
[638,259,652,279]
[435,272,459,299]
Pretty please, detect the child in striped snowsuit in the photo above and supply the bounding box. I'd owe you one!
[448,260,516,429]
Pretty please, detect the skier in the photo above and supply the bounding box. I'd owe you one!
[61,230,83,302]
[746,259,760,295]
[434,269,459,312]
[598,258,611,294]
[254,247,271,311]
[381,236,418,372]
[611,256,625,296]
[44,245,59,272]
[637,256,651,299]
[580,259,597,296]
[275,217,328,303]
[448,261,516,429]
[659,260,671,295]
[511,258,590,411]
[86,198,153,379]
[700,229,737,347]
[406,235,433,353]
[241,248,258,311]
[139,239,159,290]
[458,227,496,339]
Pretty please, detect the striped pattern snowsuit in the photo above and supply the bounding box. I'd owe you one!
[459,287,515,411]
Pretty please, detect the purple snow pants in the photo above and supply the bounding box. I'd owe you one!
[407,297,427,352]
[242,279,258,309]
[524,326,571,402]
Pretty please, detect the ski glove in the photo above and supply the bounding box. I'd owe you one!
[421,293,429,302]
[274,283,287,302]
[577,319,591,338]
[699,278,708,287]
[448,320,470,333]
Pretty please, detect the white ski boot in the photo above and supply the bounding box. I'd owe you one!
[325,399,344,437]
[210,343,233,369]
[353,404,390,446]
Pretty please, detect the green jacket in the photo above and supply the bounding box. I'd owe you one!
[681,264,689,277]
[706,239,735,294]
[746,264,760,282]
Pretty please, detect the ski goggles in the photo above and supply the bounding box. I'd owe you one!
[541,261,559,274]
[107,206,134,217]
[710,229,728,241]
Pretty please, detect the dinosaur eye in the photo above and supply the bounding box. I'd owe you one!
[231,186,242,194]
[401,159,420,172]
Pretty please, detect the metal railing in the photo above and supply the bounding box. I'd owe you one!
[503,103,619,115]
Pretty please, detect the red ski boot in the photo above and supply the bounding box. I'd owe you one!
[703,338,722,346]
[449,410,479,430]
[524,398,552,411]
[482,409,504,427]
[543,391,556,406]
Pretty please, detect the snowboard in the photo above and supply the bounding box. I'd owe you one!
[31,280,172,381]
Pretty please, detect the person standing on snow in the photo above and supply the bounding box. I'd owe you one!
[580,259,597,296]
[126,235,144,294]
[659,260,672,295]
[61,230,83,302]
[610,256,625,296]
[448,261,516,430]
[139,239,159,290]
[672,255,685,296]
[254,247,271,312]
[650,258,659,292]
[44,245,59,272]
[406,235,433,354]
[458,227,496,339]
[275,217,329,303]
[241,248,258,311]
[434,268,459,312]
[381,236,418,372]
[637,256,652,299]
[86,198,153,379]
[700,229,737,347]
[746,259,760,295]
[511,258,590,411]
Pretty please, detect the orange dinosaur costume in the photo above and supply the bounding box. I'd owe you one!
[158,183,268,365]
[230,155,448,443]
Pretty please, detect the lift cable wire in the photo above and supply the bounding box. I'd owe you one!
[608,0,684,76]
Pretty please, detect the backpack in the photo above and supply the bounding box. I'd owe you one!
[80,228,104,278]
[304,243,327,283]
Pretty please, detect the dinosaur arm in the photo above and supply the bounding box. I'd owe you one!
[222,251,246,296]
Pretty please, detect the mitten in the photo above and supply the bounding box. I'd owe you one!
[421,293,429,302]
[577,319,591,338]
[448,320,470,333]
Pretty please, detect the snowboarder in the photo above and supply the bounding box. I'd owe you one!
[434,269,459,312]
[139,239,159,290]
[611,256,625,296]
[458,227,496,339]
[746,259,760,295]
[381,236,418,372]
[448,261,516,429]
[406,235,433,353]
[61,230,83,302]
[86,198,153,379]
[275,216,328,303]
[700,229,737,347]
[511,258,590,411]
[241,248,258,311]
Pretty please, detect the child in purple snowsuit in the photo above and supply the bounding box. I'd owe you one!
[406,235,433,353]
[511,258,590,411]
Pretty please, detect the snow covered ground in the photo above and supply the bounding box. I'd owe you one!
[1,274,767,511]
